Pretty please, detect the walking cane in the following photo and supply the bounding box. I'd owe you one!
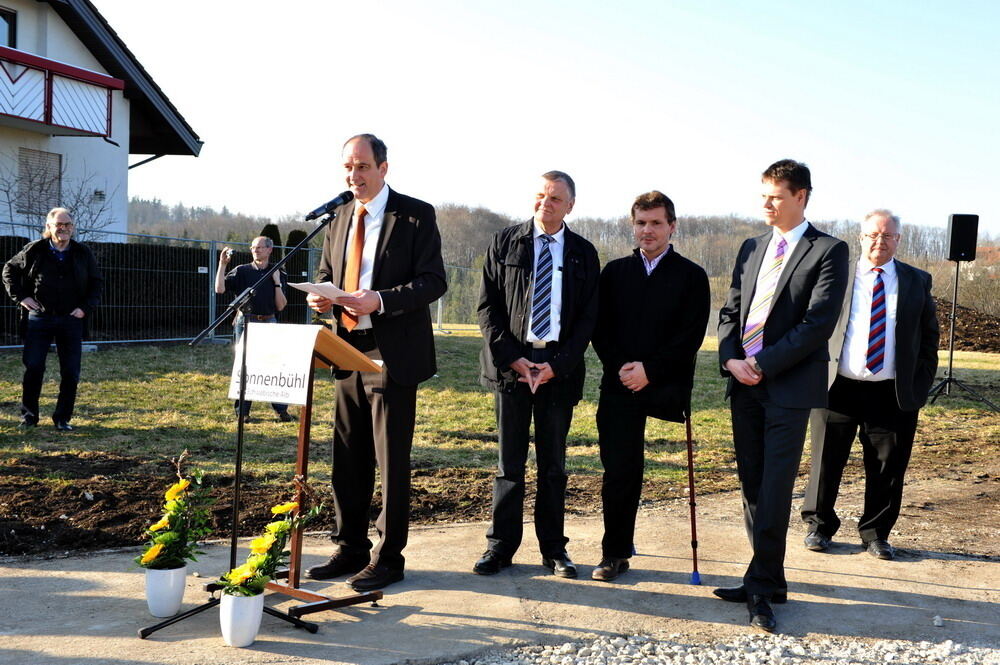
[685,411,701,584]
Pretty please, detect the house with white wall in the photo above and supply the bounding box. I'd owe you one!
[0,0,200,237]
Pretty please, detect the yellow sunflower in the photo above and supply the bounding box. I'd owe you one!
[226,562,257,585]
[270,501,298,515]
[149,516,170,532]
[250,533,276,554]
[140,542,164,565]
[164,478,191,501]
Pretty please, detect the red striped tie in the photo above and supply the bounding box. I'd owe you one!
[866,268,886,374]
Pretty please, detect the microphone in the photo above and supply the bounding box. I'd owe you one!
[305,190,355,221]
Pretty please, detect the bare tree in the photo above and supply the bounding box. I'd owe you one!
[0,150,119,240]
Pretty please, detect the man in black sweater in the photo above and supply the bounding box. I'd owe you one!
[590,191,710,581]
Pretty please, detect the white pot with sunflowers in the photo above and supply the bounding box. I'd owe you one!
[218,499,321,647]
[135,455,214,617]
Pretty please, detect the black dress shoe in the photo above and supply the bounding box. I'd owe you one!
[277,411,297,422]
[542,553,577,579]
[19,419,38,430]
[804,530,831,551]
[305,552,370,580]
[54,421,74,432]
[591,557,629,582]
[348,563,404,591]
[866,539,895,560]
[713,585,787,604]
[473,550,512,575]
[747,595,776,632]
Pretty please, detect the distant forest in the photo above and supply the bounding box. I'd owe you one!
[129,197,999,317]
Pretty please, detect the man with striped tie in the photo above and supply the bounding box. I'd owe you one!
[475,171,600,578]
[716,159,849,632]
[800,210,938,561]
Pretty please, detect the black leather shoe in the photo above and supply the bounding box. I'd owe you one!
[277,411,297,422]
[713,585,787,604]
[591,557,629,582]
[542,553,577,579]
[54,421,74,432]
[473,551,512,575]
[305,552,370,580]
[348,563,404,591]
[866,539,895,560]
[19,419,37,430]
[804,530,831,551]
[747,595,776,632]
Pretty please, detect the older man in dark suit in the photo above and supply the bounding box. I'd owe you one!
[801,210,938,560]
[474,171,600,579]
[305,133,446,591]
[716,159,849,632]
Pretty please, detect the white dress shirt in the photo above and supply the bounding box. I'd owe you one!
[751,220,810,304]
[525,222,565,343]
[838,258,898,381]
[343,183,389,330]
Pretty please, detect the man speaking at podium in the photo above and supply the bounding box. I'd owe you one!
[306,133,446,591]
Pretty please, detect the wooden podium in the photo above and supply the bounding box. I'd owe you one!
[265,326,385,618]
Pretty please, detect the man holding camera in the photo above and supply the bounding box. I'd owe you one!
[214,235,294,422]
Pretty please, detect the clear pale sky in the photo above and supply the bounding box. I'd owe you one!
[97,0,999,235]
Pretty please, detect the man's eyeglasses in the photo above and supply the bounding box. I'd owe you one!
[49,222,74,228]
[861,232,898,241]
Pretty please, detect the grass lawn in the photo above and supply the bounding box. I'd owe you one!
[2,329,997,486]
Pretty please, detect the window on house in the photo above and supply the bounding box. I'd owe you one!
[17,148,62,215]
[0,8,15,48]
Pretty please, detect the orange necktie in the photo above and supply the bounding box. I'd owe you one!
[341,205,366,331]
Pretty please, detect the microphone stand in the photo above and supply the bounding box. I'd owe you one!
[139,212,340,639]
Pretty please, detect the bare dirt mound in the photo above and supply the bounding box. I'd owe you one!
[935,298,1000,353]
[3,446,997,560]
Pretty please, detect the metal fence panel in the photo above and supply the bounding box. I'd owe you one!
[1,224,481,347]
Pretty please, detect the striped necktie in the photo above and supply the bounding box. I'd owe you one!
[866,267,886,374]
[340,205,366,331]
[530,234,555,339]
[741,237,787,358]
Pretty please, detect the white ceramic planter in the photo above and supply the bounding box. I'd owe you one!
[144,565,187,617]
[220,592,264,647]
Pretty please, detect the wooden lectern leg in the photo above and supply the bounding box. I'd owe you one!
[267,361,385,617]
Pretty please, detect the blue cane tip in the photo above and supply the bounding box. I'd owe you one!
[690,571,702,585]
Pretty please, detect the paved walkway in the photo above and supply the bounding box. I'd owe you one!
[1,493,997,665]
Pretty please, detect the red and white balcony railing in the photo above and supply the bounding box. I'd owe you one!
[0,45,124,138]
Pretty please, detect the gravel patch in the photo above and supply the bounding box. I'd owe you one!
[441,633,999,665]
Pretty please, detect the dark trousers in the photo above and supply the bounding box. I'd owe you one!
[730,382,810,596]
[596,390,647,558]
[487,368,574,558]
[232,315,289,417]
[330,333,415,571]
[801,376,918,543]
[21,313,83,424]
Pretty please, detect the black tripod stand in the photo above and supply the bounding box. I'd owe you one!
[928,259,999,412]
[138,208,345,638]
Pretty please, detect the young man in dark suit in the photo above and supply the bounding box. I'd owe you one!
[801,209,938,560]
[305,133,447,591]
[590,191,710,581]
[474,171,600,579]
[716,160,849,632]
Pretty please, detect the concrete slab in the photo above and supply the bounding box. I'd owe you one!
[1,493,997,665]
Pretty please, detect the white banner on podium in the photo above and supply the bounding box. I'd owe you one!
[228,323,322,406]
